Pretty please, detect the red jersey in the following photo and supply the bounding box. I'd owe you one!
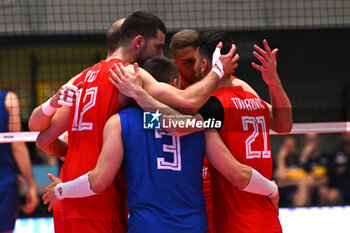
[210,86,282,233]
[202,157,212,233]
[60,58,128,229]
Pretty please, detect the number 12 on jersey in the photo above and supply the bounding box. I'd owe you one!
[242,116,271,159]
[72,87,98,131]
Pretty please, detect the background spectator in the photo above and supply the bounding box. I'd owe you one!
[319,132,350,205]
[274,136,307,207]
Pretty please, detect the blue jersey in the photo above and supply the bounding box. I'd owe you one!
[0,91,16,186]
[119,106,208,233]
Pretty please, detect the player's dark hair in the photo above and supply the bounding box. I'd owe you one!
[142,56,178,84]
[197,31,233,63]
[120,11,166,45]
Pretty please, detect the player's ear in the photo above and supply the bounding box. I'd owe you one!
[202,58,210,74]
[133,35,145,51]
[171,77,178,88]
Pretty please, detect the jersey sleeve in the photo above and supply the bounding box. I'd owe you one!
[198,96,224,131]
[119,108,132,144]
[119,106,143,145]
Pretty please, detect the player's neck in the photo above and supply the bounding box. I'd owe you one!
[217,75,233,89]
[106,53,122,62]
[107,47,134,63]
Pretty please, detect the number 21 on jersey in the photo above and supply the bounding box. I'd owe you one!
[242,116,271,159]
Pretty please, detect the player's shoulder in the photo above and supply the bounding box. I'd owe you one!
[105,113,122,128]
[99,58,132,78]
[118,106,143,138]
[119,106,143,120]
[232,78,259,97]
[104,113,123,136]
[4,91,18,99]
[4,91,19,106]
[72,60,106,83]
[86,60,106,71]
[105,57,130,68]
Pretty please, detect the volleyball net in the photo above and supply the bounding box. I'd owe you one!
[0,1,349,146]
[0,122,348,144]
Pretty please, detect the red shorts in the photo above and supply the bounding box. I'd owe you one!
[203,178,212,233]
[63,219,125,233]
[53,203,64,233]
[202,163,212,233]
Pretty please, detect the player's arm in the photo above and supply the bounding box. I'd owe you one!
[204,130,279,211]
[142,68,219,114]
[144,43,239,114]
[110,43,239,114]
[121,80,204,136]
[198,97,279,208]
[5,92,39,214]
[42,114,124,211]
[88,114,124,192]
[36,105,70,158]
[204,130,251,188]
[28,73,82,132]
[234,76,291,134]
[252,39,292,134]
[109,63,203,136]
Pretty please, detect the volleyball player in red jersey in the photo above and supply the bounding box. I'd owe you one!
[193,31,292,233]
[33,12,238,233]
[29,18,125,233]
[170,29,213,233]
[35,12,167,233]
[33,12,167,233]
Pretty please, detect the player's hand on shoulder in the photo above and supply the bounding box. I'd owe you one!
[109,62,143,99]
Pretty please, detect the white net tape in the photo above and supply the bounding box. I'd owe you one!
[270,121,350,135]
[0,131,67,143]
[1,122,349,143]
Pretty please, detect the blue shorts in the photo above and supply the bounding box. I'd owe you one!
[0,184,18,231]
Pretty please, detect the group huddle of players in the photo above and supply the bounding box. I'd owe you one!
[28,11,292,233]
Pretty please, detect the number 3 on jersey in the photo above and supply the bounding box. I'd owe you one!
[242,116,271,159]
[155,130,182,171]
[72,87,98,131]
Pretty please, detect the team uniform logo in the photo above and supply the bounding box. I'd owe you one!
[57,187,63,196]
[143,110,161,129]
